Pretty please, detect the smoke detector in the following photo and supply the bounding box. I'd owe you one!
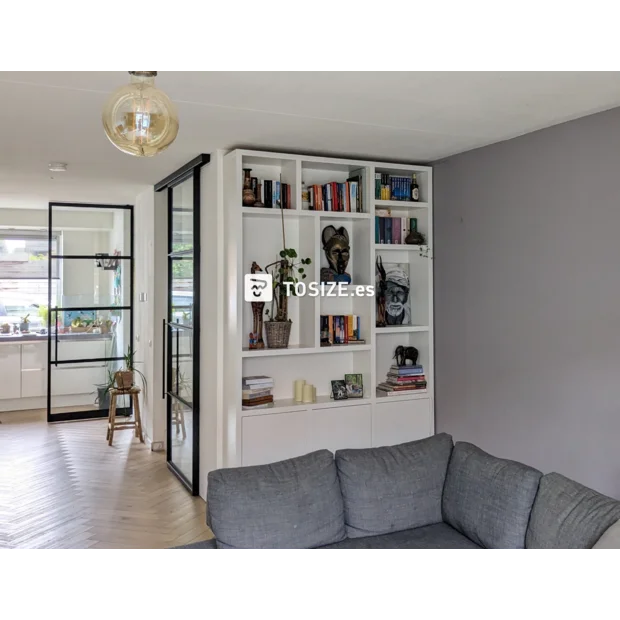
[48,162,68,172]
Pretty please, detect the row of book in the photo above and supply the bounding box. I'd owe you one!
[242,375,274,408]
[246,177,293,209]
[375,173,420,202]
[375,216,419,245]
[320,315,365,346]
[307,179,362,213]
[377,364,427,396]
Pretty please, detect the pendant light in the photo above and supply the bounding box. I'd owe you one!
[102,71,179,157]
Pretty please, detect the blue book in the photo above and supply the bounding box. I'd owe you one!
[384,217,392,244]
[375,216,380,243]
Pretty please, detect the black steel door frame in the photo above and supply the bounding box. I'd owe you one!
[156,154,209,495]
[47,201,134,423]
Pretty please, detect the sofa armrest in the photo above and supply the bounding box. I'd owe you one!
[593,520,620,549]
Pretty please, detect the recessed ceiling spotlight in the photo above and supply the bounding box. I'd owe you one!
[48,162,68,172]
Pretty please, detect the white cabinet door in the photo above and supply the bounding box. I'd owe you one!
[373,398,432,448]
[307,404,372,454]
[242,410,310,466]
[0,344,22,400]
[21,342,48,370]
[51,365,106,396]
[57,339,107,363]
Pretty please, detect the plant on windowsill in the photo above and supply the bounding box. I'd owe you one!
[262,208,311,349]
[115,345,148,392]
[20,314,30,333]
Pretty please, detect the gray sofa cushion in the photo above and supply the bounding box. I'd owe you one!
[335,433,453,539]
[442,442,542,549]
[319,522,481,549]
[206,449,346,549]
[174,538,217,549]
[526,473,620,549]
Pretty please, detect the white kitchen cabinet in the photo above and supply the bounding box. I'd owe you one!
[51,365,106,396]
[56,339,108,363]
[373,398,432,448]
[0,344,22,400]
[21,342,48,398]
[306,404,372,454]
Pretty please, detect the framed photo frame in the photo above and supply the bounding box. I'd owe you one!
[344,373,363,398]
[331,380,348,400]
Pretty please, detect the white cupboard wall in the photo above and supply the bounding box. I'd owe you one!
[200,149,434,490]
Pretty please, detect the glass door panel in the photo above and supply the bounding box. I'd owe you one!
[162,161,204,496]
[47,203,133,423]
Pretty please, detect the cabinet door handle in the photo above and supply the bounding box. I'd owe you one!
[162,318,166,399]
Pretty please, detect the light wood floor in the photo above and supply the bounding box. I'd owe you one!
[0,409,213,549]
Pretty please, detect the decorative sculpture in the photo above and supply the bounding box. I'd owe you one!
[320,225,352,284]
[248,261,265,349]
[393,345,419,367]
[242,168,256,206]
[376,255,387,327]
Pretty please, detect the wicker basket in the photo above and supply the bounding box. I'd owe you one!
[265,320,292,349]
[115,370,134,389]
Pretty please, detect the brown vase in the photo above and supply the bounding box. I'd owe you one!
[242,168,255,206]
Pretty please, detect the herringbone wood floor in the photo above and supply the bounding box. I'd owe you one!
[0,410,213,549]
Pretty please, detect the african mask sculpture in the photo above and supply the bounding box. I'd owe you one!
[320,225,351,284]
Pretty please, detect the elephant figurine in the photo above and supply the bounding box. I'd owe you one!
[393,345,419,367]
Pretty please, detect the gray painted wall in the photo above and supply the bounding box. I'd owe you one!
[434,106,620,498]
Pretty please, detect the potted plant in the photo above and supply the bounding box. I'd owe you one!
[114,345,147,391]
[20,314,30,333]
[262,209,311,348]
[38,305,48,329]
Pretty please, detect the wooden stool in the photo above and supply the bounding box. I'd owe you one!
[171,398,187,440]
[107,386,144,446]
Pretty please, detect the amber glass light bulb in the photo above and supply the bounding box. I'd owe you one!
[102,71,179,157]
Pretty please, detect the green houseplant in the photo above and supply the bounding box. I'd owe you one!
[20,314,30,333]
[262,208,311,348]
[115,345,147,391]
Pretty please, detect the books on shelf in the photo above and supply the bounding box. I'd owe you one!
[242,375,274,407]
[375,214,418,244]
[320,315,365,346]
[244,177,293,209]
[377,364,427,396]
[375,173,420,202]
[307,175,364,213]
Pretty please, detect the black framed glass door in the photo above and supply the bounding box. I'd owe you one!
[47,202,133,422]
[156,154,208,495]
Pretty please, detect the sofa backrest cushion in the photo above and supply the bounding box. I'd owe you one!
[442,442,542,549]
[334,433,454,539]
[525,473,620,549]
[206,450,346,549]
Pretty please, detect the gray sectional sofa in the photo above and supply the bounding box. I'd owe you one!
[178,433,620,549]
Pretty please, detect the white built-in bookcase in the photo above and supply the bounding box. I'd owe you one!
[222,149,433,467]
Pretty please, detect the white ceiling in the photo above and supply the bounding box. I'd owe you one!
[1,71,620,208]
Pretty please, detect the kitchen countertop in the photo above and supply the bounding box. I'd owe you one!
[0,332,114,343]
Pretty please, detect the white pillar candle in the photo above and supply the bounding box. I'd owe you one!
[294,379,305,403]
[302,384,313,403]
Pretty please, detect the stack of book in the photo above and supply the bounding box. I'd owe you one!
[242,375,274,408]
[375,214,419,244]
[377,364,427,396]
[320,315,365,346]
[245,177,292,209]
[375,174,419,202]
[307,176,363,213]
